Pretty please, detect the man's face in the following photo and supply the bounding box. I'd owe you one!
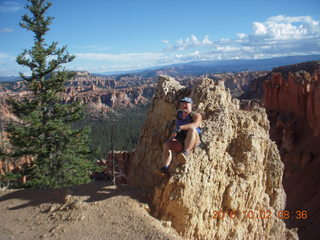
[179,102,192,112]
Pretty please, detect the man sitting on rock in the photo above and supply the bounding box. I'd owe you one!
[158,97,202,176]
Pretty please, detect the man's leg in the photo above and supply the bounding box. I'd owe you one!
[162,139,183,166]
[184,128,200,154]
[157,139,183,177]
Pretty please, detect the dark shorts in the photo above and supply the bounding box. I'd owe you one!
[174,131,187,145]
[173,130,201,148]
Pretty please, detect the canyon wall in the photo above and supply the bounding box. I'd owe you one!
[263,61,320,239]
[264,61,320,136]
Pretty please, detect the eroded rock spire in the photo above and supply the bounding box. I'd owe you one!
[129,75,297,240]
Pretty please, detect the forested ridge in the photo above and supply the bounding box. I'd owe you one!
[75,102,150,159]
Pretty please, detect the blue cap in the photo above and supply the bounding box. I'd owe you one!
[179,97,193,104]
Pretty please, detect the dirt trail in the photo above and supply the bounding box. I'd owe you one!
[0,181,183,240]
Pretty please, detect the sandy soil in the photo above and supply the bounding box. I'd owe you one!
[0,181,184,240]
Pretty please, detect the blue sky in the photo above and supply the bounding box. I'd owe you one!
[0,0,320,76]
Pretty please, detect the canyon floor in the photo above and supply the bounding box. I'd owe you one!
[0,181,183,240]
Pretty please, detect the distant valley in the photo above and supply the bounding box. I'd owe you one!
[0,68,268,159]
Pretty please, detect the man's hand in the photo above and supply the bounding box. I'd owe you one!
[171,126,181,137]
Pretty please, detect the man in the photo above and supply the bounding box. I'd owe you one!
[158,97,202,176]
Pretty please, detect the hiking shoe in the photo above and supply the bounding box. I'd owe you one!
[155,166,169,177]
[182,150,190,156]
[177,151,188,164]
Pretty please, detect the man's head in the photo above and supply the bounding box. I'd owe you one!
[179,97,193,112]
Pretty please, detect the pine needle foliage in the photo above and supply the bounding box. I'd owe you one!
[6,0,94,188]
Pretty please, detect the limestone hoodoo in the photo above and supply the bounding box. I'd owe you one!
[129,75,297,240]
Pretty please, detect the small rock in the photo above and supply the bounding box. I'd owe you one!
[48,205,56,212]
[140,203,150,212]
[161,220,172,228]
[69,200,82,210]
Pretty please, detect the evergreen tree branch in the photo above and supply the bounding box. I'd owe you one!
[6,0,94,189]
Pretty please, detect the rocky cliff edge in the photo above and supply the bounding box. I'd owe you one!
[128,75,297,240]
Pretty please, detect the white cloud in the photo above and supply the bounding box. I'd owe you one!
[163,15,320,63]
[237,33,247,39]
[74,45,111,52]
[0,52,14,59]
[253,22,268,35]
[203,35,213,45]
[69,15,320,73]
[0,2,23,12]
[0,28,14,33]
[250,15,319,40]
[2,15,319,76]
[0,52,26,76]
[69,52,166,73]
[76,52,164,61]
[167,34,213,51]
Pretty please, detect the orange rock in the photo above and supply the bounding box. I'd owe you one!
[264,63,320,136]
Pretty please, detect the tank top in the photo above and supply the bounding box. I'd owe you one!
[176,111,202,134]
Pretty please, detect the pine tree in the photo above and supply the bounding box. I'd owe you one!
[6,0,93,188]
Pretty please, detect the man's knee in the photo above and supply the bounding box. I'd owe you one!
[187,128,198,135]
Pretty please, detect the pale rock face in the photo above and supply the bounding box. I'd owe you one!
[129,75,297,240]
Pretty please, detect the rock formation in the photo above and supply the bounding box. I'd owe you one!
[0,70,267,123]
[264,61,320,136]
[93,151,134,184]
[208,71,268,97]
[263,61,320,240]
[129,75,297,240]
[0,72,156,121]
